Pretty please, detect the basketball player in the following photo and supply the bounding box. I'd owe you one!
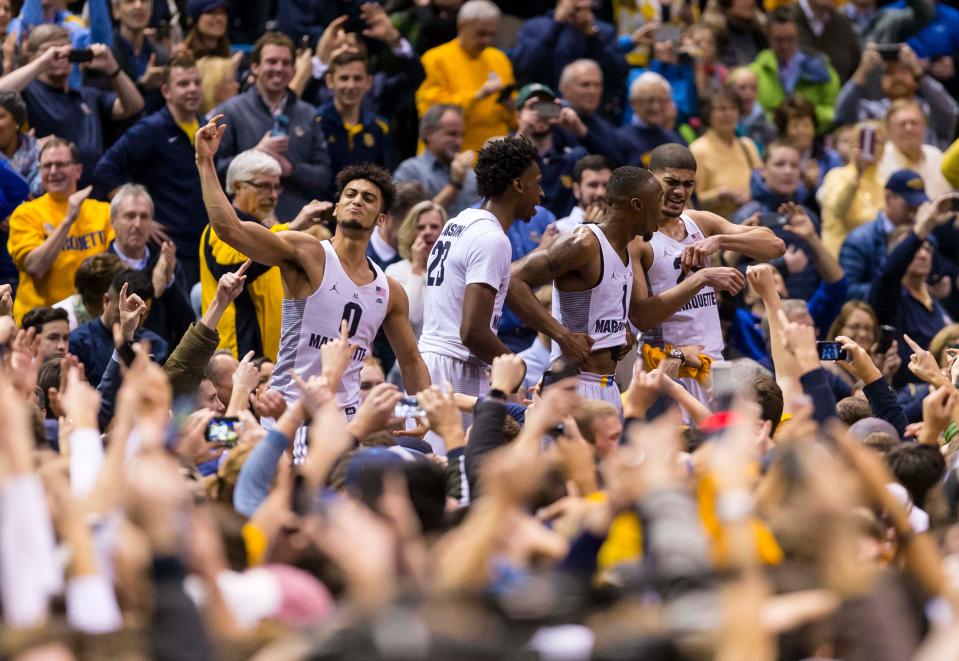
[195,116,430,435]
[418,136,590,415]
[508,166,746,409]
[637,143,785,402]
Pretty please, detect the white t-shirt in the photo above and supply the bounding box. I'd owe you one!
[418,208,512,364]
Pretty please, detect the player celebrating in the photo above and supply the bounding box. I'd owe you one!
[508,166,746,408]
[418,136,585,413]
[195,116,430,438]
[638,143,785,401]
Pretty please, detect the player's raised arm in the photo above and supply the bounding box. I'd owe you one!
[195,115,298,267]
[507,229,595,364]
[628,238,745,331]
[685,209,786,266]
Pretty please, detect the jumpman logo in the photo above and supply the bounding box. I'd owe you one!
[329,283,340,293]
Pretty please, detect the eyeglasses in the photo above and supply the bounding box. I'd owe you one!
[40,161,77,171]
[241,181,283,193]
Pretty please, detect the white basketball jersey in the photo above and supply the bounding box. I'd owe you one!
[645,214,724,359]
[418,208,512,364]
[270,240,390,411]
[550,223,633,361]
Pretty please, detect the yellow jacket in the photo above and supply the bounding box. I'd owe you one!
[819,163,884,256]
[942,136,959,190]
[9,195,112,323]
[199,222,286,361]
[416,38,516,153]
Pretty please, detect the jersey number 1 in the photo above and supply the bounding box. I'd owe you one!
[426,241,451,287]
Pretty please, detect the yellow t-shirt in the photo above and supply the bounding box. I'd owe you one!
[9,195,113,323]
[416,38,516,153]
[199,222,286,362]
[177,118,200,146]
[690,131,761,219]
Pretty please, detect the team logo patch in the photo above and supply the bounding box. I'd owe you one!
[560,174,572,189]
[363,133,375,148]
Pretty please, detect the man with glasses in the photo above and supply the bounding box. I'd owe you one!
[9,138,113,322]
[615,72,686,168]
[199,149,330,362]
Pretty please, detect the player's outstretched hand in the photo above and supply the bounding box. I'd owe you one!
[196,114,227,161]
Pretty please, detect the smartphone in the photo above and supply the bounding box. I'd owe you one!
[533,100,561,120]
[655,24,682,43]
[497,83,517,103]
[394,396,425,418]
[758,212,787,228]
[817,341,848,361]
[859,125,877,162]
[876,325,897,355]
[876,43,902,61]
[712,362,738,409]
[205,416,240,446]
[67,48,94,63]
[272,113,289,137]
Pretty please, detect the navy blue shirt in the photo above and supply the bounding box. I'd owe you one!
[93,106,207,282]
[69,318,168,387]
[23,80,116,188]
[318,102,393,198]
[533,130,587,219]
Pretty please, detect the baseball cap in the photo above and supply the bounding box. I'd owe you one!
[515,83,557,108]
[187,0,230,23]
[885,169,929,207]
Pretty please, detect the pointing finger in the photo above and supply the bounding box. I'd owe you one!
[235,258,252,277]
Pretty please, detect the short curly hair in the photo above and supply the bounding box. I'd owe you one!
[335,163,396,214]
[474,136,538,199]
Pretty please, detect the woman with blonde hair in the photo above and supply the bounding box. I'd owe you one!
[826,299,900,390]
[385,200,446,341]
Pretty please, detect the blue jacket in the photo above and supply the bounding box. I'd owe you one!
[92,106,207,279]
[732,170,821,301]
[69,318,168,387]
[624,58,698,125]
[532,129,587,218]
[838,213,890,303]
[318,102,393,198]
[868,231,950,386]
[893,1,959,59]
[559,112,623,166]
[614,122,687,168]
[511,13,628,122]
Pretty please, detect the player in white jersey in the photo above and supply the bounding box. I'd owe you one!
[196,116,430,454]
[509,166,746,409]
[636,143,785,404]
[418,136,554,435]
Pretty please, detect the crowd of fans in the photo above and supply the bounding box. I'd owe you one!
[5,0,959,658]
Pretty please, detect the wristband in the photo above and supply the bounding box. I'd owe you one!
[108,66,122,79]
[488,388,508,401]
[449,179,463,190]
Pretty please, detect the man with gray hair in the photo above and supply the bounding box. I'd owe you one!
[106,183,193,346]
[615,72,687,167]
[200,148,330,361]
[556,59,624,165]
[394,104,479,215]
[416,0,515,152]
